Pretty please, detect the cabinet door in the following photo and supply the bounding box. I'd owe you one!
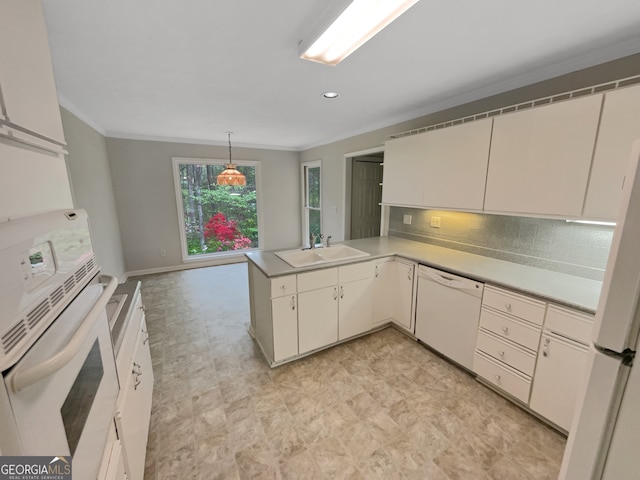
[421,119,492,210]
[338,277,374,340]
[382,133,426,206]
[298,286,338,354]
[393,261,415,331]
[0,0,66,145]
[373,261,395,325]
[118,317,154,480]
[529,332,589,431]
[272,295,298,362]
[485,94,603,217]
[583,84,640,220]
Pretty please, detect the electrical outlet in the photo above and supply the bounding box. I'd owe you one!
[403,214,412,225]
[431,216,441,228]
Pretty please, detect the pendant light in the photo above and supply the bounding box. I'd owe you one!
[217,132,246,186]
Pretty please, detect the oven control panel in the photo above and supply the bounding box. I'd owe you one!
[21,241,56,292]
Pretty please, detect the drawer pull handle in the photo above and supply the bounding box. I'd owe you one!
[498,351,505,357]
[375,265,379,278]
[505,303,512,312]
[290,296,296,311]
[495,375,501,382]
[501,326,509,334]
[333,287,338,300]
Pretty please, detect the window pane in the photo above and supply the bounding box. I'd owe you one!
[179,163,258,256]
[307,166,320,209]
[308,209,321,238]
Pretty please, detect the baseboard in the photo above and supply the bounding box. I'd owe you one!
[126,256,247,278]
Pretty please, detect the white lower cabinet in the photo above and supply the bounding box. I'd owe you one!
[338,262,375,340]
[298,285,339,354]
[475,289,594,431]
[373,258,415,331]
[114,287,154,480]
[529,305,593,431]
[271,295,299,361]
[474,286,544,403]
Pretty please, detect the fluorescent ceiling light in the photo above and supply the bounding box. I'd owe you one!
[299,0,420,66]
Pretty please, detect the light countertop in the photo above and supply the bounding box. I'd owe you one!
[245,236,602,313]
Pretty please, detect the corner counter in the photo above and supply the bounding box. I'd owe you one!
[246,236,602,313]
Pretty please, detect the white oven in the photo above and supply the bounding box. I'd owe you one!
[0,210,119,480]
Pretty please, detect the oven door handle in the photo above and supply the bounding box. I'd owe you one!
[10,275,118,393]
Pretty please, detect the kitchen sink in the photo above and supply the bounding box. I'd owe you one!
[274,244,370,268]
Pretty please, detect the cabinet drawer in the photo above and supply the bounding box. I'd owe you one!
[479,308,541,351]
[483,286,546,325]
[297,268,338,293]
[270,275,297,298]
[474,351,532,403]
[339,261,375,283]
[545,305,593,345]
[476,329,537,376]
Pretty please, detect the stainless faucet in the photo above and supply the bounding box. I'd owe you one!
[309,233,317,249]
[326,235,332,247]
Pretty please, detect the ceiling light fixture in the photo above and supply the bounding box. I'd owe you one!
[323,91,339,99]
[299,0,420,66]
[217,132,246,186]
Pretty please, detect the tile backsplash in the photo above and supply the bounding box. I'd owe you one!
[389,207,614,280]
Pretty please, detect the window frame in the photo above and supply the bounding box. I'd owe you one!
[301,160,321,246]
[172,156,263,263]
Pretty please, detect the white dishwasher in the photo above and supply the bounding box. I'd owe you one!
[415,265,484,371]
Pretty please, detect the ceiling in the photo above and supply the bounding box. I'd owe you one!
[41,0,640,151]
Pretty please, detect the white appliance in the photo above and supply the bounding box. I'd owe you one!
[560,140,640,480]
[0,209,118,480]
[415,265,484,370]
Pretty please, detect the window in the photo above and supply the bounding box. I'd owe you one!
[302,161,321,245]
[172,157,261,260]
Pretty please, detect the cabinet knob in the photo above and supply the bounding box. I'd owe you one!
[505,303,512,312]
[495,375,501,382]
[501,326,509,334]
[498,351,505,357]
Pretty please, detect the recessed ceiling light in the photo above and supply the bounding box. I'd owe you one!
[323,92,339,99]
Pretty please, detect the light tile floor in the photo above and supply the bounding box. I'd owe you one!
[139,263,566,480]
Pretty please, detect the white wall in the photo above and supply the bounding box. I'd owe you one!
[61,108,127,281]
[105,137,300,273]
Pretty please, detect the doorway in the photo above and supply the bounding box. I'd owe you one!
[350,153,383,240]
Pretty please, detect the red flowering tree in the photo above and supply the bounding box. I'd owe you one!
[203,213,252,252]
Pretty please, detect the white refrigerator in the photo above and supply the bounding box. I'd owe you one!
[560,139,640,479]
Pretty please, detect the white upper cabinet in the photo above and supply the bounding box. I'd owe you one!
[0,0,66,149]
[583,84,640,220]
[484,94,603,217]
[421,118,492,211]
[382,118,493,210]
[382,133,427,206]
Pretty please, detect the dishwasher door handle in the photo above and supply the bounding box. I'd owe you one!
[419,267,483,296]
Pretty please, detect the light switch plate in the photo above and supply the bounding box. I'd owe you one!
[403,214,412,225]
[431,216,441,228]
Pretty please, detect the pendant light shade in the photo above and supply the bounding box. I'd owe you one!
[217,132,246,186]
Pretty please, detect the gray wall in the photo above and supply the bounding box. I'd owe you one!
[106,138,300,274]
[299,53,640,242]
[61,108,127,280]
[389,207,613,280]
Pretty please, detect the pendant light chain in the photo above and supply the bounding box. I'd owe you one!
[217,131,247,186]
